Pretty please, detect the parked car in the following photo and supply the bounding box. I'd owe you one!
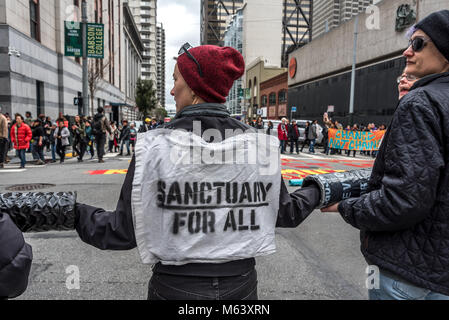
[294,119,324,145]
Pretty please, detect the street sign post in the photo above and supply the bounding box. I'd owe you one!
[290,106,297,121]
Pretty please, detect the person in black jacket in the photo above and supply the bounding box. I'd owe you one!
[31,119,45,165]
[288,120,300,154]
[118,120,131,156]
[0,211,33,299]
[74,43,321,300]
[322,10,449,300]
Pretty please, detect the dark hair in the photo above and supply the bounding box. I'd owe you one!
[97,107,104,114]
[15,113,24,120]
[25,111,31,116]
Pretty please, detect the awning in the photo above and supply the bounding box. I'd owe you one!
[109,102,134,107]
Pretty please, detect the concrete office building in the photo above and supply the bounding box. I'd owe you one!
[312,0,373,40]
[288,0,444,125]
[223,8,243,116]
[0,0,143,122]
[128,0,157,85]
[156,22,165,109]
[201,0,244,46]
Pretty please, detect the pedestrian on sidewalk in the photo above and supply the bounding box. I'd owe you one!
[322,10,449,300]
[118,120,131,156]
[108,121,118,153]
[54,121,70,164]
[129,122,137,154]
[71,115,87,162]
[31,119,46,165]
[0,107,9,168]
[84,119,95,159]
[308,120,318,153]
[92,107,111,163]
[288,120,299,154]
[10,114,32,169]
[277,118,288,154]
[300,121,310,152]
[49,122,57,163]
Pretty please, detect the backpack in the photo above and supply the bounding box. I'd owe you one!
[92,116,103,135]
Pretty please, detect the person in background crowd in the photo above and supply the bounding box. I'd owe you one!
[118,120,131,156]
[129,122,137,154]
[347,124,358,157]
[288,120,300,154]
[307,120,318,154]
[54,120,70,164]
[277,117,288,154]
[71,115,87,163]
[139,118,152,133]
[398,68,419,100]
[300,121,310,153]
[92,107,112,163]
[84,119,95,159]
[266,120,273,136]
[49,122,57,163]
[0,107,8,168]
[322,113,332,155]
[10,114,32,169]
[255,116,264,130]
[24,112,33,127]
[31,119,45,165]
[151,119,158,130]
[322,10,449,300]
[108,121,118,153]
[43,116,52,152]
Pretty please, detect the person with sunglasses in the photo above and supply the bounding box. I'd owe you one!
[397,70,418,100]
[322,10,449,300]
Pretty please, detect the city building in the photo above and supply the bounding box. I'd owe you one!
[156,22,165,109]
[223,8,243,117]
[288,0,442,125]
[260,72,288,120]
[0,0,143,122]
[311,0,374,40]
[246,58,286,120]
[128,0,158,85]
[200,0,244,46]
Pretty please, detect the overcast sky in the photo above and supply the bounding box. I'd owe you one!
[158,0,201,112]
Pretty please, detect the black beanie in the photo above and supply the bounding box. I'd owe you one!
[415,10,449,62]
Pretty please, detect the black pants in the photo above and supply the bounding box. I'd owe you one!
[56,142,66,162]
[289,138,299,153]
[147,268,258,300]
[0,137,8,163]
[95,134,106,160]
[300,139,310,152]
[73,137,87,160]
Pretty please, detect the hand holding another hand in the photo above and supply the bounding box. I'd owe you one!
[321,202,340,213]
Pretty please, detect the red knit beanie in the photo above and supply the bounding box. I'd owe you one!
[177,45,245,104]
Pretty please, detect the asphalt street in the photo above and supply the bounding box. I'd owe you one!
[0,147,375,300]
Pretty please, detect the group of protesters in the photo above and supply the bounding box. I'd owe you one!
[0,106,161,169]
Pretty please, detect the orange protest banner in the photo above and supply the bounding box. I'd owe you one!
[328,129,386,151]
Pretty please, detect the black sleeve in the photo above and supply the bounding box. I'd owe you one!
[276,177,320,228]
[75,156,137,250]
[0,212,33,299]
[338,92,444,232]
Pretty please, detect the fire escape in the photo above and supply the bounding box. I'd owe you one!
[201,0,240,46]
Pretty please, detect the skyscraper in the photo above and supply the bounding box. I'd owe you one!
[156,22,166,109]
[312,0,373,40]
[201,0,245,46]
[128,0,158,86]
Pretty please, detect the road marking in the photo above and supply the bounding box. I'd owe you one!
[88,169,128,175]
[0,169,27,173]
[281,168,346,180]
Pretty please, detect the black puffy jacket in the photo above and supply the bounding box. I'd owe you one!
[76,104,320,277]
[338,72,449,295]
[0,212,32,299]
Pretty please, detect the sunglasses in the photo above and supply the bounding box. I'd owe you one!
[397,74,418,83]
[408,37,431,52]
[178,42,203,77]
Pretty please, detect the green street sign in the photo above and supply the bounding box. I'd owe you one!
[64,21,82,57]
[245,88,251,100]
[87,23,104,59]
[238,88,244,98]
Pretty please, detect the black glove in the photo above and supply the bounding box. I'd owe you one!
[0,192,76,232]
[302,169,372,208]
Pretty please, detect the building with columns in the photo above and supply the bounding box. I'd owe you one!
[0,0,143,122]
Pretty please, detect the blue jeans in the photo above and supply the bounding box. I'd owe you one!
[32,142,45,161]
[369,269,449,300]
[309,139,316,153]
[147,269,258,300]
[16,149,26,168]
[120,139,130,155]
[51,143,56,161]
